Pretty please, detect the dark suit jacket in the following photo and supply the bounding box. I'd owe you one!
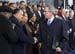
[68,17,75,49]
[34,10,45,23]
[39,17,69,54]
[0,14,18,54]
[34,11,42,20]
[9,16,34,54]
[26,6,33,20]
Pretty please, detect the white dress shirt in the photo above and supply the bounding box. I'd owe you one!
[47,16,54,25]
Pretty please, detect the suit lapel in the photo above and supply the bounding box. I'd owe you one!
[72,17,75,30]
[47,17,57,27]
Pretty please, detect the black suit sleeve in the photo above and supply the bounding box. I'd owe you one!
[60,20,69,51]
[14,26,34,44]
[0,18,18,43]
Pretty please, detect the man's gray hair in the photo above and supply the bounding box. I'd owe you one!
[45,5,57,15]
[69,9,74,13]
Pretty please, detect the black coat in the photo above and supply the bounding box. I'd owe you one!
[34,10,45,23]
[0,14,18,54]
[68,17,75,49]
[39,17,69,54]
[34,11,42,20]
[9,16,34,54]
[26,6,33,20]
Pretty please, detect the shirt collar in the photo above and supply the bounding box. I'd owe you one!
[62,15,65,18]
[48,15,54,23]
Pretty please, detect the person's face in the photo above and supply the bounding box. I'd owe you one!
[43,7,52,19]
[61,9,66,16]
[17,10,24,21]
[30,14,36,22]
[0,2,2,6]
[22,14,28,23]
[12,4,17,10]
[32,15,36,22]
[34,5,37,10]
[39,3,42,6]
[69,11,74,17]
[65,12,69,18]
[42,2,46,6]
[24,16,28,23]
[38,7,41,11]
[20,2,25,8]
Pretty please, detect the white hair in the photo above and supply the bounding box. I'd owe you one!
[48,5,57,15]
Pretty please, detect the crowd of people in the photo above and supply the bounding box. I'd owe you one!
[0,1,75,54]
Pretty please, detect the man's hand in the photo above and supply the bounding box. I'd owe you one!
[12,23,16,29]
[33,37,38,44]
[38,43,42,48]
[56,47,62,52]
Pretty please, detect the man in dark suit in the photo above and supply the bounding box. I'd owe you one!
[38,6,69,54]
[0,6,18,54]
[68,10,75,54]
[58,8,66,20]
[9,8,38,54]
[26,2,34,20]
[19,1,33,21]
[34,5,42,21]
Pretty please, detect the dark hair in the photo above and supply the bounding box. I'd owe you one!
[8,3,15,7]
[37,5,41,8]
[3,1,9,6]
[20,1,25,4]
[0,6,13,13]
[12,8,22,14]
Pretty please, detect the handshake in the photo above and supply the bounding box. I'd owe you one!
[33,37,42,48]
[33,37,38,44]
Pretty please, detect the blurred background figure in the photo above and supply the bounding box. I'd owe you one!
[19,1,26,10]
[65,10,69,19]
[32,5,37,12]
[8,3,17,10]
[28,14,40,54]
[0,1,3,7]
[67,10,75,54]
[2,1,9,6]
